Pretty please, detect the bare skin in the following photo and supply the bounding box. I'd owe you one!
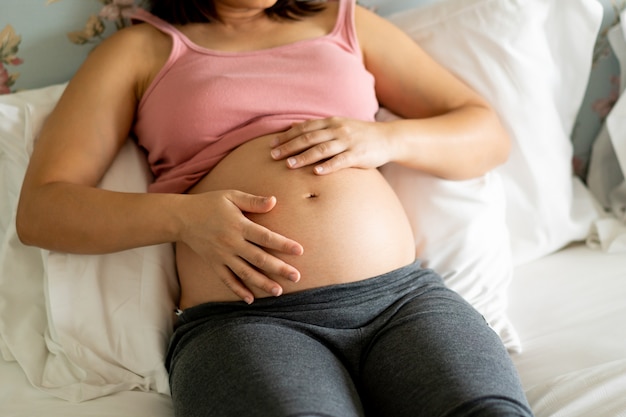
[16,0,511,306]
[175,133,416,308]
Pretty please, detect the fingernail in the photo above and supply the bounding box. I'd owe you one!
[244,296,254,305]
[271,287,282,296]
[287,158,297,167]
[271,149,280,159]
[289,273,300,282]
[314,166,324,174]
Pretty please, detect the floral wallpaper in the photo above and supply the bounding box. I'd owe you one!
[0,0,144,94]
[48,0,142,45]
[0,25,23,95]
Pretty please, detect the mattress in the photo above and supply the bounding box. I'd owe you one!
[0,357,173,417]
[508,243,626,417]
[1,243,625,417]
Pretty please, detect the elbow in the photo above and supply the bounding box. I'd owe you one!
[15,202,35,247]
[477,106,512,175]
[15,179,57,248]
[458,103,512,179]
[493,117,513,168]
[493,128,512,168]
[468,131,510,180]
[15,191,44,248]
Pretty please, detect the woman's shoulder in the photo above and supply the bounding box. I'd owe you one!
[62,23,172,103]
[86,23,171,88]
[100,22,171,59]
[353,2,389,28]
[353,3,421,55]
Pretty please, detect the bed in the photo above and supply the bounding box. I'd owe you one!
[1,0,626,416]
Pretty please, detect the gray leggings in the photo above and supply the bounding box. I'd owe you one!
[166,261,533,417]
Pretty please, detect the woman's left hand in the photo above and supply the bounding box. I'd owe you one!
[270,117,394,174]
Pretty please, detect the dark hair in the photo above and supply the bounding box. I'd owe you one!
[147,0,326,24]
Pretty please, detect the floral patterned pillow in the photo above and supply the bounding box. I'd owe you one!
[571,0,626,180]
[0,25,23,95]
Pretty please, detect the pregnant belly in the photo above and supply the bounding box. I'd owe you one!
[176,133,416,308]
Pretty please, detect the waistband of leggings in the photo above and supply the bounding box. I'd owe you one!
[175,260,437,325]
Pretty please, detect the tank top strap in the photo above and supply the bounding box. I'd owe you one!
[132,8,179,36]
[331,0,362,58]
[131,8,187,58]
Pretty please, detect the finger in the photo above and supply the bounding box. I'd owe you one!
[243,221,304,256]
[229,191,276,214]
[228,256,285,297]
[239,243,301,284]
[284,139,348,170]
[312,152,352,175]
[270,118,338,156]
[215,265,256,304]
[270,123,304,146]
[272,119,330,147]
[271,129,333,161]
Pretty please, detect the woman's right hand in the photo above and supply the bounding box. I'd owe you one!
[177,190,304,304]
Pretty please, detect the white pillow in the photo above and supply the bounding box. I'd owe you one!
[0,84,178,402]
[0,84,66,368]
[43,139,179,401]
[384,0,602,266]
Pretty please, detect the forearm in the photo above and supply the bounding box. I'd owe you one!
[385,105,511,180]
[16,182,183,254]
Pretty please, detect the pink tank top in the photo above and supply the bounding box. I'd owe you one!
[132,0,378,194]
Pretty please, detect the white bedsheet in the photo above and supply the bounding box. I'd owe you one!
[526,359,626,417]
[0,357,173,417]
[509,244,626,387]
[2,242,625,416]
[509,243,626,416]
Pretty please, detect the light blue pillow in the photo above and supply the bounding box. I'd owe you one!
[358,0,441,16]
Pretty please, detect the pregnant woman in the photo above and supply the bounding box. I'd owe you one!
[16,0,533,415]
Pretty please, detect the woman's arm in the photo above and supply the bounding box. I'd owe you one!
[270,5,510,180]
[357,5,511,179]
[15,25,201,253]
[16,25,163,252]
[16,25,302,303]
